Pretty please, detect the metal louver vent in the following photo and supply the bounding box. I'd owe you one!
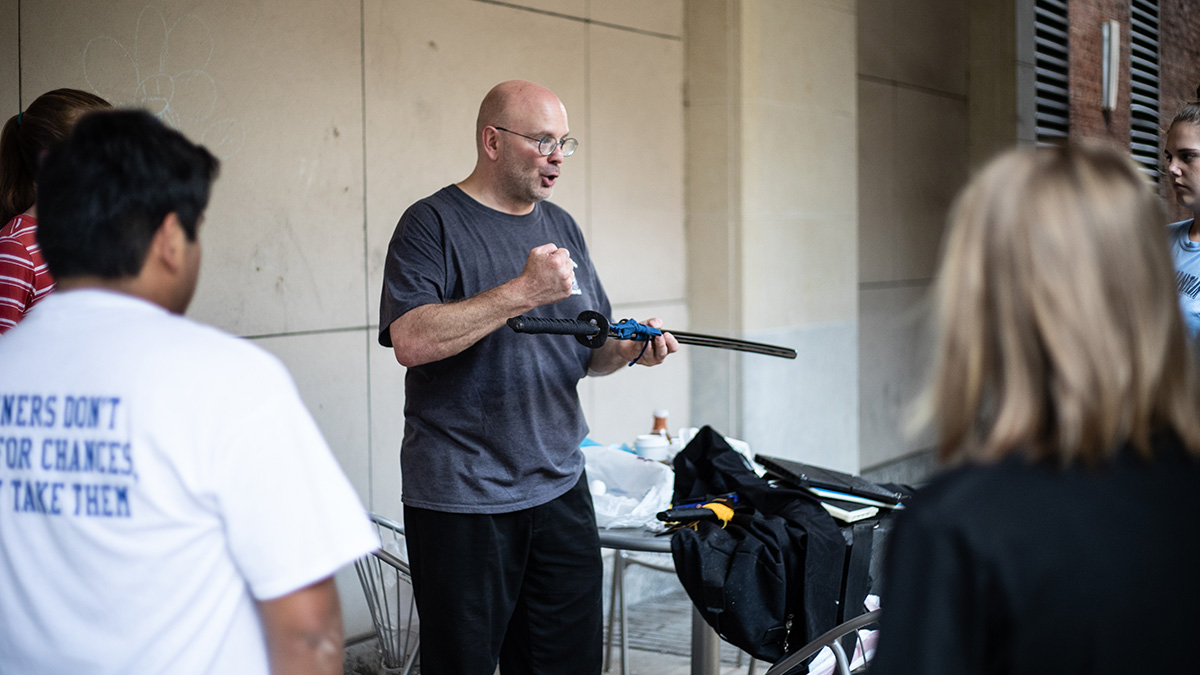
[1129,0,1161,181]
[1035,0,1070,143]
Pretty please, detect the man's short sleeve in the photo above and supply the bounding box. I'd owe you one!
[208,355,378,600]
[378,200,448,348]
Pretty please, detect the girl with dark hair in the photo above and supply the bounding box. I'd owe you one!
[0,88,109,333]
[1163,85,1200,336]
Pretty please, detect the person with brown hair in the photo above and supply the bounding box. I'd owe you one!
[1164,86,1200,336]
[870,144,1200,674]
[0,88,110,333]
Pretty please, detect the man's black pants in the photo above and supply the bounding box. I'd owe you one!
[404,474,603,675]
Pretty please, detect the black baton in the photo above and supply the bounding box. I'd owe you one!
[507,311,797,359]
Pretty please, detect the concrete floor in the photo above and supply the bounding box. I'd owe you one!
[602,588,766,675]
[343,588,769,675]
[616,647,765,675]
[610,590,878,675]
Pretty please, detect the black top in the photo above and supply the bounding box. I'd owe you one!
[870,433,1200,675]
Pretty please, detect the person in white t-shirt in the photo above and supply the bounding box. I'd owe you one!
[0,109,378,675]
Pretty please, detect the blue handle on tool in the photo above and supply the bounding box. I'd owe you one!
[610,318,662,341]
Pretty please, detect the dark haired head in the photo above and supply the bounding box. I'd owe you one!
[0,88,111,224]
[36,109,219,280]
[1167,85,1200,134]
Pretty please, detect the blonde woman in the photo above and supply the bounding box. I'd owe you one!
[870,144,1200,674]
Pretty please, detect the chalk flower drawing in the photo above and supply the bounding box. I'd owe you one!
[83,5,244,158]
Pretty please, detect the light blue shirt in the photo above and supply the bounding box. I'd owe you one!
[1169,219,1200,336]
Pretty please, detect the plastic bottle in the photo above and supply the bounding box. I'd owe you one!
[650,409,671,441]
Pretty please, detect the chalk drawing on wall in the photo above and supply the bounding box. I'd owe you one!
[83,5,244,159]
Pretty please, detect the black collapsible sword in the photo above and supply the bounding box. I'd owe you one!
[506,310,797,359]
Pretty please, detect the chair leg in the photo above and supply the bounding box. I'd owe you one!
[605,552,618,672]
[401,637,420,675]
[618,551,629,675]
[831,640,850,675]
[739,643,758,667]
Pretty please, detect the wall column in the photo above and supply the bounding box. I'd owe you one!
[685,0,859,470]
[969,0,1036,168]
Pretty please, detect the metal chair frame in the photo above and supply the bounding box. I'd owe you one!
[604,549,760,675]
[763,609,881,675]
[354,513,420,675]
[604,550,677,673]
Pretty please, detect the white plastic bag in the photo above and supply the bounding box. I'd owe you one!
[807,595,881,675]
[582,444,674,529]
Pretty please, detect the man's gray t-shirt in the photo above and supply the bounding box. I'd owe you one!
[379,185,611,513]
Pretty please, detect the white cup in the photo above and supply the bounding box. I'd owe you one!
[634,434,670,461]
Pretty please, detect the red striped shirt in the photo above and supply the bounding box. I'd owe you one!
[0,214,55,334]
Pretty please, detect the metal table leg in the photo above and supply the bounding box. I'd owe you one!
[691,607,720,675]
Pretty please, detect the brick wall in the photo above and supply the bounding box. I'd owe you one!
[1067,0,1131,146]
[1158,0,1200,221]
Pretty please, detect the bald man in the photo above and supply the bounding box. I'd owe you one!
[378,81,678,674]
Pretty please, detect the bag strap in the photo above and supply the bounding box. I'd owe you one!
[837,520,875,654]
[696,526,728,620]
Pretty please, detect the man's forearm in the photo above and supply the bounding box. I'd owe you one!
[587,339,632,375]
[388,243,581,367]
[258,578,345,675]
[266,628,343,675]
[390,243,580,367]
[390,279,537,367]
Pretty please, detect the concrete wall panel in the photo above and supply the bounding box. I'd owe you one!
[1,0,16,116]
[587,24,685,305]
[363,0,589,328]
[22,0,366,335]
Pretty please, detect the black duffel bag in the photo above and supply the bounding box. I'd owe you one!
[669,426,888,664]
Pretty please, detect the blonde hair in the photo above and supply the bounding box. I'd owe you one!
[924,143,1200,464]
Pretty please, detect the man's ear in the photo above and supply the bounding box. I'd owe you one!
[150,212,187,273]
[481,126,501,161]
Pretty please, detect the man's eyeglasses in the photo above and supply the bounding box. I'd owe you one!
[494,126,578,157]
